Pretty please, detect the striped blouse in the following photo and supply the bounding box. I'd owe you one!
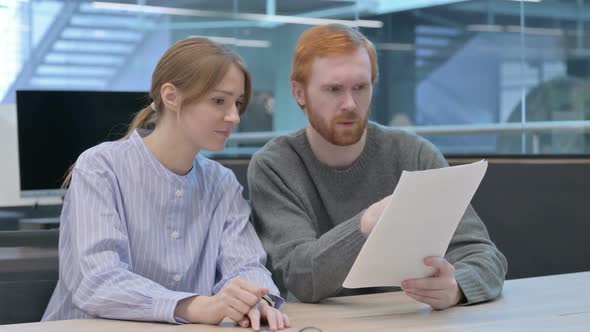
[42,129,283,324]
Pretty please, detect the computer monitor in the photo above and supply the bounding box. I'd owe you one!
[16,90,149,197]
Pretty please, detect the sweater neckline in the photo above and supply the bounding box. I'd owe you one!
[293,122,380,178]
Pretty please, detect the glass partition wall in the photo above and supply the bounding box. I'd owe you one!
[2,0,590,156]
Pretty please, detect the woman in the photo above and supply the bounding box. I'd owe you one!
[42,37,289,331]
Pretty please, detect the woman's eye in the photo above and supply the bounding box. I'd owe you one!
[236,101,244,108]
[213,98,225,105]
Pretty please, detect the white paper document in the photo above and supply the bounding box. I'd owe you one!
[343,160,488,288]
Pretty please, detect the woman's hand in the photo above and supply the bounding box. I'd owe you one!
[238,300,290,331]
[175,278,267,325]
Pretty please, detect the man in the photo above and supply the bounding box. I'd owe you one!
[248,24,507,309]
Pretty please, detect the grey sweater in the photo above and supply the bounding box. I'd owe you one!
[248,122,507,304]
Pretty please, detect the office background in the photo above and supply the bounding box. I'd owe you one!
[1,0,590,324]
[3,2,590,150]
[3,0,590,206]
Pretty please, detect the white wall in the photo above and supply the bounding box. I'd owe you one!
[0,104,61,207]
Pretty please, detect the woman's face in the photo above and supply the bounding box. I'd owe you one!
[179,63,245,152]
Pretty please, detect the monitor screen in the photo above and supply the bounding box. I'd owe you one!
[16,90,149,197]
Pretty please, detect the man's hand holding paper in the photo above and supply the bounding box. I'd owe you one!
[344,160,488,310]
[400,256,464,309]
[360,194,392,236]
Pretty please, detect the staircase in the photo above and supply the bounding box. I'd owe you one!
[413,17,476,83]
[3,2,162,102]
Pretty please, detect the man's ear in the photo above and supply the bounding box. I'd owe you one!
[161,83,180,114]
[291,80,306,112]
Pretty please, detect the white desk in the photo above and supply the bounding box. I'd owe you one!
[2,272,589,331]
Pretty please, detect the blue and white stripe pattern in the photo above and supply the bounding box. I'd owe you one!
[42,129,283,324]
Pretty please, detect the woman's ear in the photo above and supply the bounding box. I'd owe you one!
[161,83,180,114]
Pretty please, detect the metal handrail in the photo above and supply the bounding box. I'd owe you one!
[226,120,590,145]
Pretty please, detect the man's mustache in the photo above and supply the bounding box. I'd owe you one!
[332,114,359,122]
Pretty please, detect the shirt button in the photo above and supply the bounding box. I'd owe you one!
[175,190,183,198]
[171,231,180,239]
[173,274,182,282]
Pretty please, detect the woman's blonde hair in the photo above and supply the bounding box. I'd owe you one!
[125,37,252,137]
[62,37,252,188]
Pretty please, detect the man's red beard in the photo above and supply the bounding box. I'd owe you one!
[306,99,370,146]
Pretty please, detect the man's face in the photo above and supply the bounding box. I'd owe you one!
[295,47,373,146]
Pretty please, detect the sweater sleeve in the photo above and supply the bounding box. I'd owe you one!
[417,138,508,304]
[248,155,367,303]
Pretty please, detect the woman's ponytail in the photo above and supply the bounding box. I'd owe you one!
[122,102,158,139]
